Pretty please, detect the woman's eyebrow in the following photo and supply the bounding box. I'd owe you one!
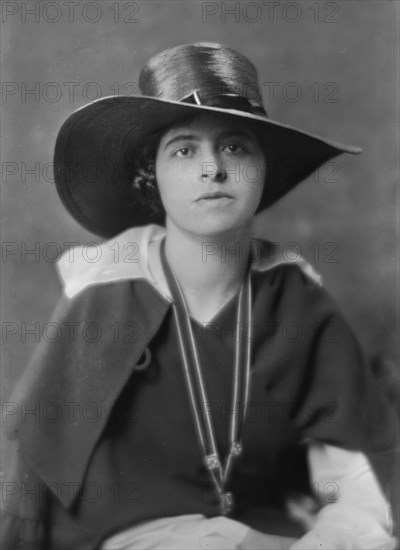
[162,129,253,150]
[216,130,253,141]
[163,134,199,149]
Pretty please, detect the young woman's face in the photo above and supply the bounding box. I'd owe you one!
[155,113,266,238]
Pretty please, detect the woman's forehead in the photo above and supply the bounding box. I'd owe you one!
[160,112,258,141]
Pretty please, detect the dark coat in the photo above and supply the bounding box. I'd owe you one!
[2,254,398,549]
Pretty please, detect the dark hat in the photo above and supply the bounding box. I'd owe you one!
[54,42,361,237]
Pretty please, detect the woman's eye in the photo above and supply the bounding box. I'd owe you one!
[175,147,191,157]
[223,143,245,154]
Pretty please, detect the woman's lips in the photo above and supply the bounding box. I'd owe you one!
[196,192,233,201]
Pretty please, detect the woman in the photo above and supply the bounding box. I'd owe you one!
[2,43,398,549]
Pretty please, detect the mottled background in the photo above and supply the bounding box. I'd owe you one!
[1,0,399,403]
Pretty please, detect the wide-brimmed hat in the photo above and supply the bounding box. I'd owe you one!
[54,42,361,237]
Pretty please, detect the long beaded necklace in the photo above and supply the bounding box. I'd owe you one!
[160,240,252,515]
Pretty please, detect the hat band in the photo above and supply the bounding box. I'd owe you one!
[179,91,267,117]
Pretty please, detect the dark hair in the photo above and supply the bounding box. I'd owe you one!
[126,114,199,214]
[128,130,164,214]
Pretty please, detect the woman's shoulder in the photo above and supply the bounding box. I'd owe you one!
[251,238,325,296]
[251,237,323,286]
[250,238,346,327]
[56,224,167,300]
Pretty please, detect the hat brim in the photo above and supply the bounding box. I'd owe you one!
[54,95,361,237]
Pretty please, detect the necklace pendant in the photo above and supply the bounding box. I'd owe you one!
[205,454,221,470]
[231,442,243,456]
[220,491,234,515]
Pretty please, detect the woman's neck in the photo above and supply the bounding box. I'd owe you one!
[164,220,253,322]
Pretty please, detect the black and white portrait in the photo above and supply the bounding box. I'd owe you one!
[1,2,399,548]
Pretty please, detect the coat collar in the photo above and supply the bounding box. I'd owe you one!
[57,224,322,300]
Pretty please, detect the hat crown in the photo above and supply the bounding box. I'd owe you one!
[139,43,265,109]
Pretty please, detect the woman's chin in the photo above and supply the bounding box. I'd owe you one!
[166,209,254,240]
[189,219,252,240]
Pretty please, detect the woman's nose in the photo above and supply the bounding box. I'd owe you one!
[201,151,227,182]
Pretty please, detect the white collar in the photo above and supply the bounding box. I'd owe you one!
[56,224,322,300]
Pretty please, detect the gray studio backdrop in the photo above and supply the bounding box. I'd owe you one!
[1,1,399,401]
